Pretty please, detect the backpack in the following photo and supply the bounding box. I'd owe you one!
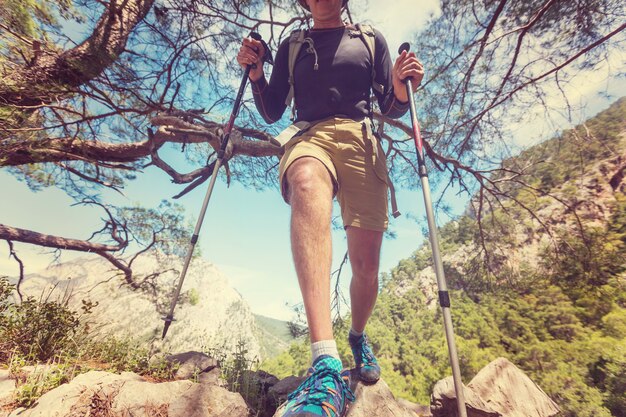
[284,23,383,119]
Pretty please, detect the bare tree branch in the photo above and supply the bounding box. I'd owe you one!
[6,240,24,303]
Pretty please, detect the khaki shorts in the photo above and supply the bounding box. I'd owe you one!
[278,117,389,232]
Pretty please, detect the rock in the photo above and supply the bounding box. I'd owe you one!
[0,369,16,417]
[265,375,305,417]
[8,370,249,417]
[166,351,218,380]
[0,370,15,403]
[397,398,432,416]
[468,358,560,417]
[430,358,560,417]
[197,367,226,386]
[431,376,500,417]
[267,375,305,406]
[345,369,418,416]
[168,384,249,417]
[238,370,281,417]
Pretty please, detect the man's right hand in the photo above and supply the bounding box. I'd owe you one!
[237,37,265,82]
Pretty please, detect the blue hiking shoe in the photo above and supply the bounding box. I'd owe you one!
[282,355,355,417]
[349,333,381,383]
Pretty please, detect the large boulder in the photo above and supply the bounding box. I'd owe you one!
[430,358,560,417]
[7,370,249,417]
[468,358,560,417]
[431,377,500,417]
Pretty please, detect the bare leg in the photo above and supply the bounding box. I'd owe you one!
[287,157,335,343]
[347,227,383,333]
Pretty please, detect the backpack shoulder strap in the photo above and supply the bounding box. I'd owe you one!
[354,23,384,95]
[286,29,307,113]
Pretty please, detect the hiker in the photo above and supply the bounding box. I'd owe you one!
[237,0,423,415]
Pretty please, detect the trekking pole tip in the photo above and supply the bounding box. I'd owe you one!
[161,316,174,339]
[398,42,410,55]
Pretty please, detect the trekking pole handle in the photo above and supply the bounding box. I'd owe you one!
[220,32,265,159]
[249,32,262,70]
[249,32,274,67]
[398,42,426,172]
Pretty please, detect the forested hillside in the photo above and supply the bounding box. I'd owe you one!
[262,98,626,417]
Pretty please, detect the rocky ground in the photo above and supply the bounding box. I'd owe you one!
[0,354,559,417]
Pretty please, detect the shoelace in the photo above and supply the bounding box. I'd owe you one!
[288,367,355,411]
[361,341,376,365]
[355,336,376,365]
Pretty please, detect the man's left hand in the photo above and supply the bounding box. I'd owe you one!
[392,51,424,103]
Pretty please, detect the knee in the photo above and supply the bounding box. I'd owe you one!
[351,256,380,285]
[287,161,332,202]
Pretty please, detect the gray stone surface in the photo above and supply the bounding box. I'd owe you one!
[7,370,249,417]
[468,358,560,417]
[431,357,560,417]
[166,351,218,380]
[0,369,16,417]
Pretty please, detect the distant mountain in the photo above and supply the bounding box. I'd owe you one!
[253,314,296,358]
[12,253,290,361]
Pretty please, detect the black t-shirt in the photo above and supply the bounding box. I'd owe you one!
[251,25,409,123]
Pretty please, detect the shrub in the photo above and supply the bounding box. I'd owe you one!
[0,279,85,362]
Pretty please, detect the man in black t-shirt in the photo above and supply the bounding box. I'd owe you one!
[237,1,423,415]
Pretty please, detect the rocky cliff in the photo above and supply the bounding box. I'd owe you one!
[12,253,276,360]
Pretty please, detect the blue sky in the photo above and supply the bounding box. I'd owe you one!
[1,0,625,320]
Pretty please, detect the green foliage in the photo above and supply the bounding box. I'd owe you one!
[206,339,271,414]
[84,337,172,378]
[497,97,626,200]
[541,217,626,326]
[0,280,89,362]
[259,339,309,379]
[1,0,58,38]
[12,360,77,407]
[187,288,200,306]
[219,340,259,392]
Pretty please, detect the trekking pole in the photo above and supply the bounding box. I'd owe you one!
[162,32,271,339]
[399,42,468,417]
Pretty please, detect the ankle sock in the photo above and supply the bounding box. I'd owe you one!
[349,328,364,339]
[311,339,340,364]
